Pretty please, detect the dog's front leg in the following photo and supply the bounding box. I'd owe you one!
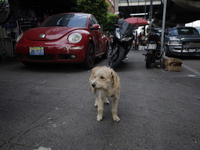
[97,92,105,121]
[104,98,110,104]
[112,97,120,122]
[93,89,98,107]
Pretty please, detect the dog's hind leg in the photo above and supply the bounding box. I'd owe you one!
[112,97,120,122]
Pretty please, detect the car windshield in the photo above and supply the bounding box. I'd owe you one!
[40,14,88,28]
[168,28,199,36]
[177,28,199,35]
[197,28,200,34]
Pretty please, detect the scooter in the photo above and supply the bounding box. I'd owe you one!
[108,19,136,68]
[145,28,163,68]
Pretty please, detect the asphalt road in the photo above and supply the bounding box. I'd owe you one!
[0,50,200,150]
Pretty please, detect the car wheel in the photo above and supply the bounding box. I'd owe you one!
[102,43,109,59]
[81,43,95,69]
[164,46,171,57]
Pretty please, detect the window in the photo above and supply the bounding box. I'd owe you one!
[177,28,199,35]
[90,16,99,27]
[40,14,88,28]
[168,29,178,36]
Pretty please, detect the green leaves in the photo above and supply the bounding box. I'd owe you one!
[76,0,109,26]
[103,13,118,31]
[76,0,118,31]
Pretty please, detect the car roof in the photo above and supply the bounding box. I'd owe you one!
[50,12,91,17]
[170,26,195,29]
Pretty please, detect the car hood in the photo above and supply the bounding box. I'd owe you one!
[169,35,200,42]
[25,27,77,41]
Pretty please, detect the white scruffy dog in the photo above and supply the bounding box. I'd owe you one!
[89,66,121,122]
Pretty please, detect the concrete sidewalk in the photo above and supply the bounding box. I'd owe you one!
[0,50,200,150]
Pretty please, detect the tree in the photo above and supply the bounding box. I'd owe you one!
[103,13,118,32]
[76,0,109,26]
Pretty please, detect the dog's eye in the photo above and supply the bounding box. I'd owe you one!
[100,76,105,79]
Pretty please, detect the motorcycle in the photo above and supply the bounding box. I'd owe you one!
[108,19,136,68]
[0,0,10,24]
[144,28,163,68]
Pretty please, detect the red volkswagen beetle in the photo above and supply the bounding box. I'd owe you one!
[15,13,109,69]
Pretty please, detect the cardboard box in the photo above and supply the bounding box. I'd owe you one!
[163,57,182,72]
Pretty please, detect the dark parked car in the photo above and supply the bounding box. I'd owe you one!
[195,27,200,34]
[164,26,200,57]
[15,12,109,69]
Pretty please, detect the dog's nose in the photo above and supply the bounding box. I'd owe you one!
[92,83,96,87]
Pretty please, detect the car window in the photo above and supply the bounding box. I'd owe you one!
[90,16,99,27]
[197,28,200,34]
[177,28,199,35]
[168,29,178,36]
[40,14,88,28]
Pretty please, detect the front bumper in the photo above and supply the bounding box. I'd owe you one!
[168,45,200,56]
[15,44,86,63]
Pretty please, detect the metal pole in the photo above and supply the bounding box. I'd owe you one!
[144,0,146,19]
[161,0,167,53]
[149,0,153,28]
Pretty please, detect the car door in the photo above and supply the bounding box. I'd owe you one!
[89,16,103,54]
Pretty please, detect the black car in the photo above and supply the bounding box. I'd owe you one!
[195,27,200,34]
[164,26,200,57]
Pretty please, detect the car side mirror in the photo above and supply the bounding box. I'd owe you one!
[90,24,100,30]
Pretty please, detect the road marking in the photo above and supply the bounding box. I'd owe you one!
[182,64,200,76]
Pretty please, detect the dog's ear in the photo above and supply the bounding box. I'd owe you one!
[90,67,99,80]
[111,71,118,86]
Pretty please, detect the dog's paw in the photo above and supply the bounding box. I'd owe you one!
[94,103,98,107]
[97,115,103,121]
[113,116,120,122]
[104,99,110,104]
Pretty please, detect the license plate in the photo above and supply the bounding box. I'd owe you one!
[148,44,157,50]
[29,47,44,55]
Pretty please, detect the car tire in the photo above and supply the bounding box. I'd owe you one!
[102,43,109,59]
[164,46,171,57]
[81,43,95,69]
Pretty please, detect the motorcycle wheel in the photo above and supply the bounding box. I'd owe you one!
[164,46,171,57]
[160,57,164,68]
[146,54,152,68]
[109,49,125,69]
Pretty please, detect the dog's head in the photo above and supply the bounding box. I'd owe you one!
[90,66,119,90]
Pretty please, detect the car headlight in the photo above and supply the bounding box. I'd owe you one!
[169,40,181,45]
[16,33,23,43]
[68,33,82,43]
